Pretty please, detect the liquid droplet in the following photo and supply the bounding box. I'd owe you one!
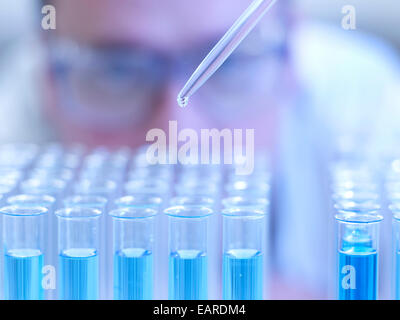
[177,96,189,108]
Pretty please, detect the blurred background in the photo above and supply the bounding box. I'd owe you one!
[0,0,399,300]
[2,1,399,50]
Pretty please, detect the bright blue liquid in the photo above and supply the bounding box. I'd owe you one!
[59,248,99,300]
[396,252,400,299]
[223,249,263,300]
[4,249,44,300]
[169,250,207,300]
[114,248,153,300]
[338,247,378,300]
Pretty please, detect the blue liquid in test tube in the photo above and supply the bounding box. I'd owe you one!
[114,248,153,300]
[169,250,208,300]
[56,207,102,300]
[395,250,400,299]
[335,202,382,300]
[110,207,157,300]
[223,249,263,300]
[59,248,99,300]
[5,249,44,300]
[0,206,48,300]
[165,206,213,300]
[389,204,400,299]
[222,208,266,300]
[338,247,377,300]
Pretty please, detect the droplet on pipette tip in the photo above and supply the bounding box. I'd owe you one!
[177,96,189,108]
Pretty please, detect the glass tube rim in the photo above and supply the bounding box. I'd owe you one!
[115,195,163,207]
[222,196,269,208]
[63,194,108,206]
[222,207,266,218]
[74,178,117,192]
[334,200,380,213]
[55,207,102,219]
[164,205,213,219]
[109,207,157,219]
[0,205,48,217]
[386,181,400,192]
[331,181,378,192]
[389,203,400,220]
[0,184,15,194]
[21,177,66,190]
[170,195,215,206]
[7,194,56,206]
[124,178,169,192]
[388,192,400,201]
[226,180,270,191]
[335,212,383,224]
[0,178,17,187]
[332,190,379,202]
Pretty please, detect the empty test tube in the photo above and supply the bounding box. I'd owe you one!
[109,207,157,300]
[332,190,380,203]
[165,206,213,300]
[7,194,56,209]
[73,179,117,198]
[175,181,220,199]
[55,207,102,300]
[170,196,216,209]
[124,179,170,198]
[334,201,382,300]
[1,206,48,300]
[222,196,269,211]
[63,195,108,210]
[225,180,270,198]
[222,208,266,300]
[20,178,66,198]
[115,195,163,210]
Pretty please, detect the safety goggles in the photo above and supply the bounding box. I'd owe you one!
[46,30,287,129]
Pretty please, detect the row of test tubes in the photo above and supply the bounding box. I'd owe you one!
[330,159,400,300]
[0,143,271,300]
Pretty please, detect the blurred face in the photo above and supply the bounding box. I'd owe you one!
[44,0,289,148]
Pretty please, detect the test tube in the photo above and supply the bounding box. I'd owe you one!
[124,179,169,198]
[109,207,157,300]
[222,196,269,211]
[20,178,66,198]
[222,208,266,300]
[7,194,56,209]
[390,203,400,299]
[73,178,118,198]
[72,178,118,299]
[225,180,270,198]
[165,206,213,300]
[332,190,380,203]
[170,196,216,209]
[175,181,220,199]
[55,207,102,300]
[1,206,47,300]
[63,195,108,211]
[20,178,67,275]
[115,195,163,210]
[334,201,382,300]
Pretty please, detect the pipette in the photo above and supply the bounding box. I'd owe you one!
[177,0,278,108]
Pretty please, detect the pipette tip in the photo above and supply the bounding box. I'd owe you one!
[177,96,189,108]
